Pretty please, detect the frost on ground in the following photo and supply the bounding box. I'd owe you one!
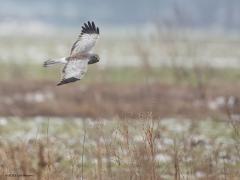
[1,31,240,68]
[0,117,239,179]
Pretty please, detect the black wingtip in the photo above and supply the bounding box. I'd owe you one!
[92,22,96,29]
[88,21,92,29]
[81,21,99,35]
[57,77,80,86]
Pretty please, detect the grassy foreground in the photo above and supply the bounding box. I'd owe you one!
[0,117,240,179]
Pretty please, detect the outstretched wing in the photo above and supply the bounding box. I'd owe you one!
[57,58,88,86]
[70,21,100,56]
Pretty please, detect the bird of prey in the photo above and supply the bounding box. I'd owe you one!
[43,21,100,86]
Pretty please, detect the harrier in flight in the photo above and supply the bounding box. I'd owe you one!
[43,21,100,86]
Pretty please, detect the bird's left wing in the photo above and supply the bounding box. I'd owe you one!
[57,57,88,86]
[70,21,100,56]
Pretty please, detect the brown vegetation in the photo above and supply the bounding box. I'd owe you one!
[0,80,239,119]
[0,117,240,180]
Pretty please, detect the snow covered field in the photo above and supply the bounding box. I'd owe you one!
[0,117,239,179]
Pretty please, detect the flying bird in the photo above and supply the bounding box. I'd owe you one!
[43,21,100,86]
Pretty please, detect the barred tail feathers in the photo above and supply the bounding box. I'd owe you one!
[43,57,67,67]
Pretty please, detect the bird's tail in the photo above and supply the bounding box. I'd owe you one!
[43,57,67,67]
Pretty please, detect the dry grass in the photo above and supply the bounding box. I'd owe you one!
[0,116,240,180]
[0,80,240,119]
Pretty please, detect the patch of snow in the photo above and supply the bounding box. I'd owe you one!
[208,96,225,110]
[196,171,206,178]
[162,138,174,146]
[155,153,172,163]
[24,91,54,103]
[133,135,143,142]
[0,118,7,126]
[160,118,191,133]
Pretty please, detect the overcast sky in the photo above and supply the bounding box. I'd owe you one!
[0,0,240,30]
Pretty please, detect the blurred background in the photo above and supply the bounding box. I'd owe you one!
[1,0,240,179]
[0,0,240,118]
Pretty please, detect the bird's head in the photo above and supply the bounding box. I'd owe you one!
[88,54,100,64]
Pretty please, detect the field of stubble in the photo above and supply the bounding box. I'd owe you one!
[0,32,240,179]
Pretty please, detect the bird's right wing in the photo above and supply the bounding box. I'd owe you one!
[70,21,100,56]
[57,57,88,86]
